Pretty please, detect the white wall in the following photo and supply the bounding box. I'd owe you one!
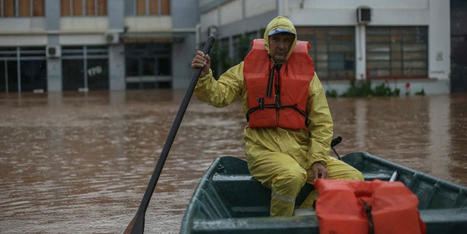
[60,17,108,32]
[0,18,46,32]
[245,0,276,18]
[59,34,106,45]
[288,0,430,26]
[59,17,107,45]
[220,0,242,25]
[428,0,450,80]
[0,35,47,46]
[200,0,277,33]
[124,16,172,32]
[0,18,47,46]
[200,9,218,32]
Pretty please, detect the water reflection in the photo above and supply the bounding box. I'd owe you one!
[329,95,466,186]
[0,91,466,233]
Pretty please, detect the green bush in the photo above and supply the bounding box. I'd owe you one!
[235,34,252,63]
[341,80,400,97]
[210,41,233,78]
[341,80,372,97]
[325,89,338,97]
[373,82,400,96]
[415,89,425,96]
[210,33,252,77]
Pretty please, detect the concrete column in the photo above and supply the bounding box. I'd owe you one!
[428,0,450,80]
[172,34,197,89]
[355,24,366,80]
[108,0,126,90]
[109,0,125,30]
[171,0,199,89]
[46,0,62,91]
[109,45,126,90]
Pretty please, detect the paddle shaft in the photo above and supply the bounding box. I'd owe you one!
[126,36,215,234]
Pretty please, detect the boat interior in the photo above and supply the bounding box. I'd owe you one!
[182,153,467,234]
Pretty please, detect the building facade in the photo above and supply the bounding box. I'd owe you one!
[198,0,453,95]
[0,0,199,93]
[0,0,460,94]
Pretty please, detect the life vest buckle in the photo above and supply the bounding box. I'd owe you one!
[257,97,264,110]
[274,95,281,108]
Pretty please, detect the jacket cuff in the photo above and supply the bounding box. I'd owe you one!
[199,69,213,80]
[310,158,327,168]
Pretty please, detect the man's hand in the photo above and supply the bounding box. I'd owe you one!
[191,50,211,77]
[311,162,328,182]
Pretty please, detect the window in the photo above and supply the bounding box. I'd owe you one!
[60,0,107,16]
[366,27,428,78]
[0,47,47,92]
[1,0,45,17]
[125,0,171,16]
[297,27,355,79]
[125,44,172,89]
[62,45,109,91]
[232,33,255,63]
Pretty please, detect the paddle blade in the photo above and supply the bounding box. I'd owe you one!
[124,212,144,234]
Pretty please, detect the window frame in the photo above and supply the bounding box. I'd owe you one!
[60,0,107,17]
[296,26,356,80]
[125,0,171,16]
[366,26,428,79]
[1,0,45,17]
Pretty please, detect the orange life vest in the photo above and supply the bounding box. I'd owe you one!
[243,39,315,130]
[315,179,426,234]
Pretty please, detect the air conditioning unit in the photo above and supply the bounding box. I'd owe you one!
[46,45,61,58]
[357,7,371,25]
[105,32,120,44]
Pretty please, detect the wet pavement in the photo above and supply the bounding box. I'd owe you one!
[0,90,466,233]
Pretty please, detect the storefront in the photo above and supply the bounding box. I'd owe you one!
[61,45,109,91]
[0,47,47,93]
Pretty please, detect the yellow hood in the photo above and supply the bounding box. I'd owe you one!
[263,16,297,62]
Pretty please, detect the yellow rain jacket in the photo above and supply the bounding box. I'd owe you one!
[194,16,362,216]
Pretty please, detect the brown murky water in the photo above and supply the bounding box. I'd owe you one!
[0,90,466,233]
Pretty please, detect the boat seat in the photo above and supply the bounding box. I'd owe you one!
[212,172,393,182]
[363,172,392,181]
[212,174,255,182]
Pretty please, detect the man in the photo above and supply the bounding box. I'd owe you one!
[191,16,363,216]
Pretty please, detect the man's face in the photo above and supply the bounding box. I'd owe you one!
[268,33,295,64]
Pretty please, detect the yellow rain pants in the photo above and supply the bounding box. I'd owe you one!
[194,16,363,216]
[247,149,363,216]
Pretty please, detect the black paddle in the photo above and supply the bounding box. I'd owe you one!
[125,35,216,234]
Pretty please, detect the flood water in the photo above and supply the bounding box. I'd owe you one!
[0,90,466,233]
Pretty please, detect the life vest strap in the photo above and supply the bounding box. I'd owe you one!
[246,103,308,126]
[361,199,375,234]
